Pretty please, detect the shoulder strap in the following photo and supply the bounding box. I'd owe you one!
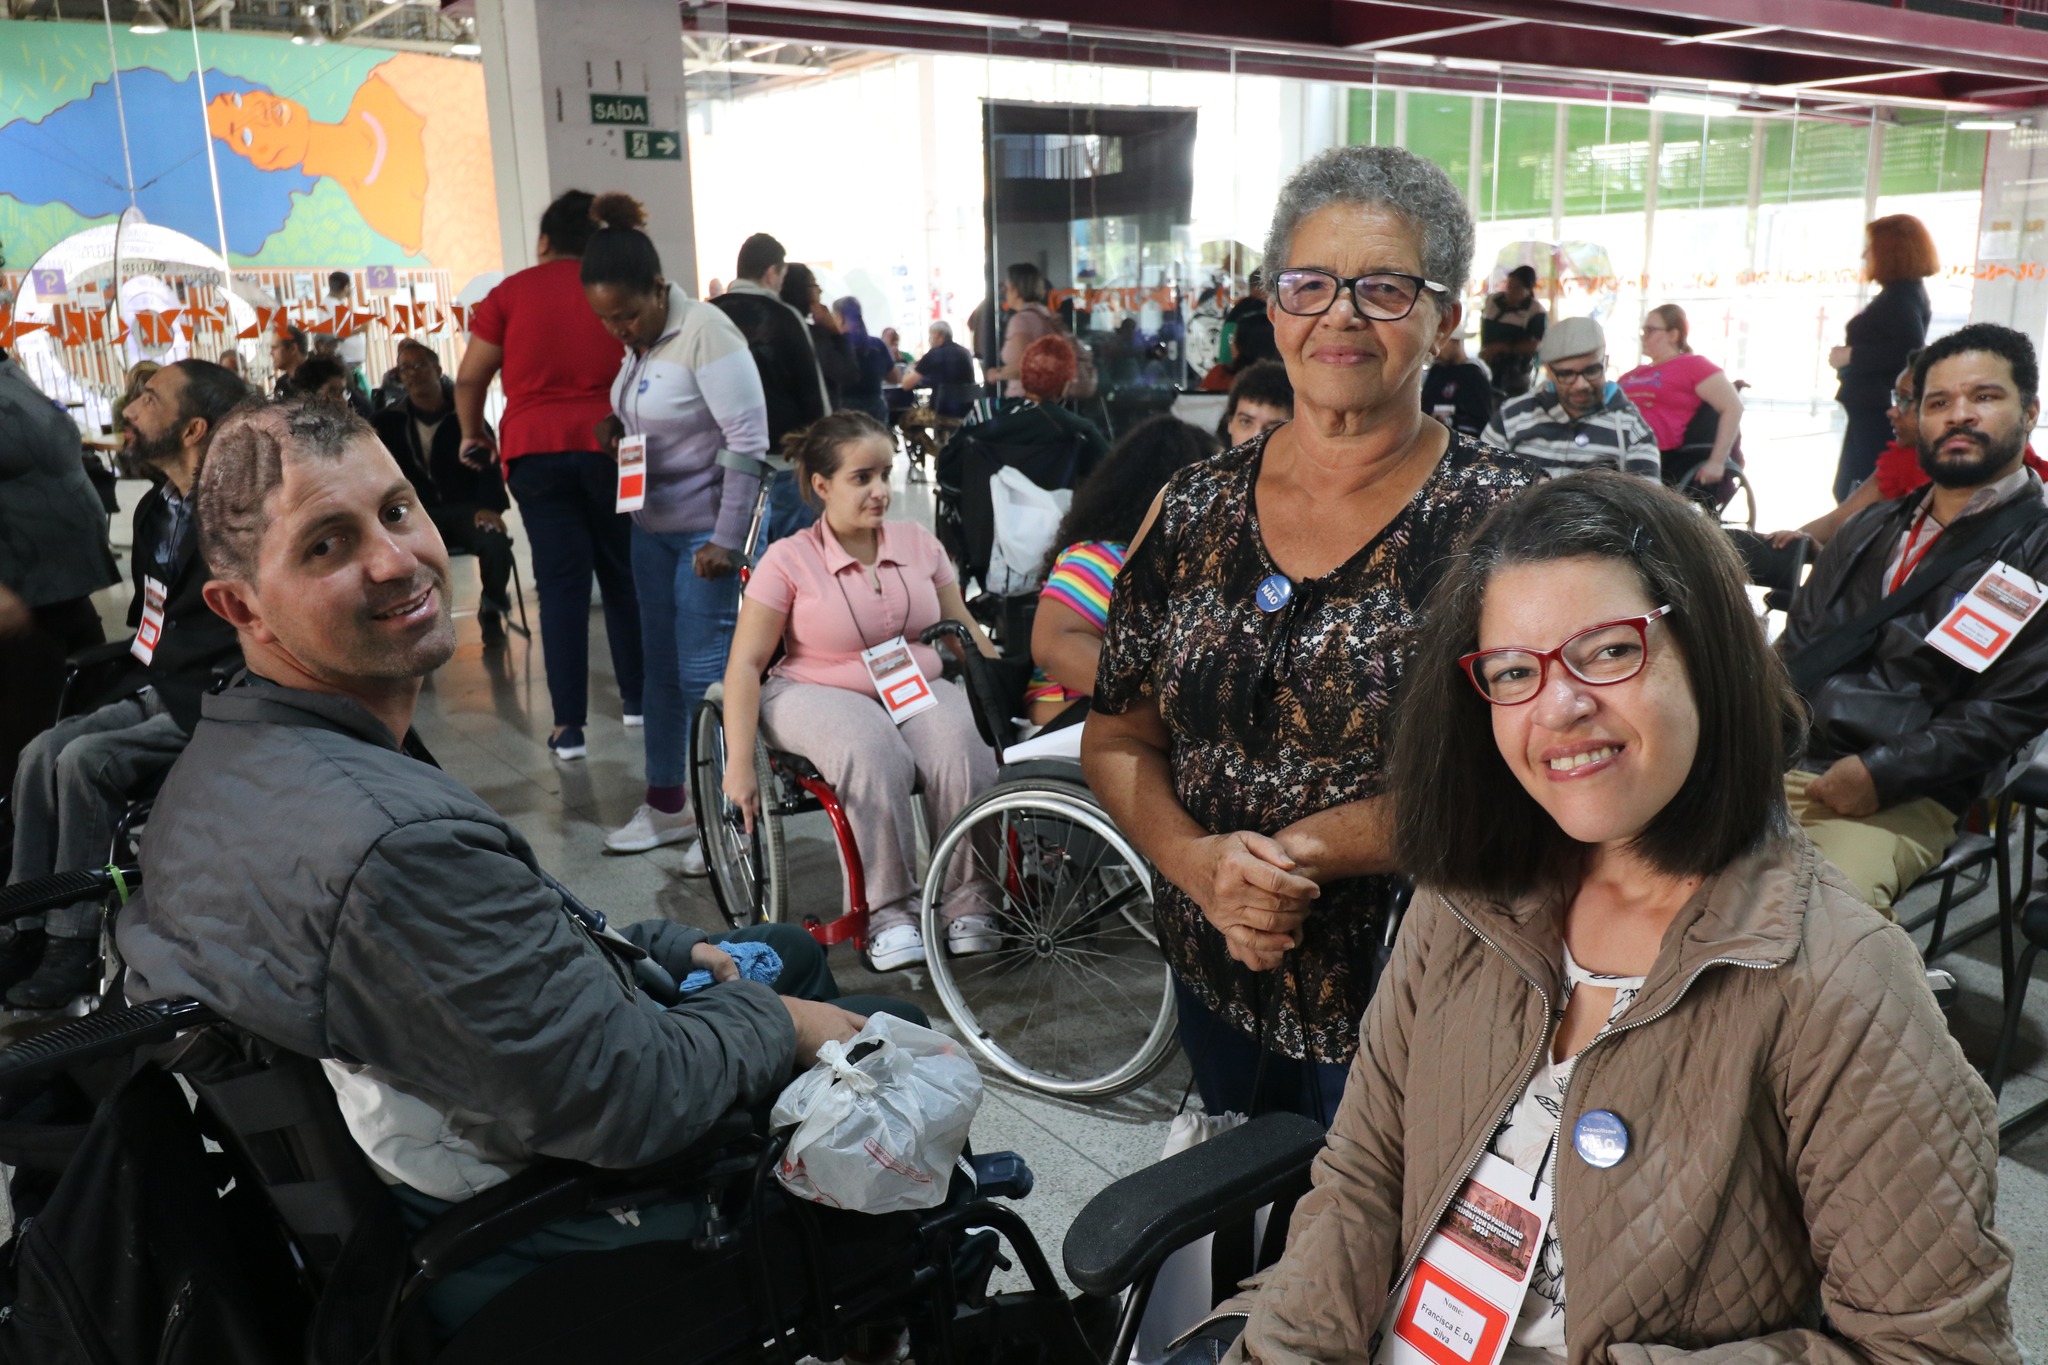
[1786,493,2043,695]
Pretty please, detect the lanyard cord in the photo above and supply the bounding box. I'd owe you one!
[832,560,911,650]
[1890,506,1942,595]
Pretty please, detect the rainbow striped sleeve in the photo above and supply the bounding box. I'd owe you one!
[1038,540,1128,630]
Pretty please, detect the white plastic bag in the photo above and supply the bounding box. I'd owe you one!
[770,1013,984,1213]
[986,465,1071,595]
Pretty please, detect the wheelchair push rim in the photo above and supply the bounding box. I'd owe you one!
[920,784,1177,1099]
[691,699,787,929]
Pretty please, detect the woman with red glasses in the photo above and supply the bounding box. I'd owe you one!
[1174,471,2014,1365]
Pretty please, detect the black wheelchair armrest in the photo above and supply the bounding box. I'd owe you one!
[1062,1112,1327,1297]
[64,639,138,673]
[0,866,141,926]
[0,997,217,1092]
[410,1105,765,1281]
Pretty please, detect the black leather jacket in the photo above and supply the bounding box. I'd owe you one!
[1780,475,2048,813]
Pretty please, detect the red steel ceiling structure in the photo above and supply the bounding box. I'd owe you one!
[693,0,2048,113]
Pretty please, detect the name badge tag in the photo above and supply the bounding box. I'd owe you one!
[1926,559,2047,673]
[616,433,648,513]
[1375,1153,1552,1365]
[862,635,938,725]
[131,575,168,665]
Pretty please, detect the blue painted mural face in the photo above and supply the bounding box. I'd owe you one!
[2,68,313,255]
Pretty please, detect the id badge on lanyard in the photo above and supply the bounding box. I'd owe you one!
[862,637,938,724]
[131,576,168,665]
[1926,559,2048,672]
[616,434,648,513]
[1374,1152,1552,1365]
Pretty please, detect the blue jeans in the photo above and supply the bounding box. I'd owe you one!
[1172,977,1349,1127]
[763,467,817,546]
[631,524,741,788]
[505,451,644,728]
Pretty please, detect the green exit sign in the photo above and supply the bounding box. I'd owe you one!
[590,93,649,126]
[623,129,682,160]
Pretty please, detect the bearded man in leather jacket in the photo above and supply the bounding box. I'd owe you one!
[1779,322,2048,915]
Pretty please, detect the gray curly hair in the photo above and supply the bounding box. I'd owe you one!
[1262,145,1476,307]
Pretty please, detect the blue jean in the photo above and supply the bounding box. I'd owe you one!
[763,467,817,546]
[1172,976,1349,1127]
[632,524,741,788]
[505,451,645,728]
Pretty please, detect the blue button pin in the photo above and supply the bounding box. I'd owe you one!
[1573,1109,1629,1169]
[1255,573,1294,613]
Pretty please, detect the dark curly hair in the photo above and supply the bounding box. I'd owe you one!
[1040,415,1217,577]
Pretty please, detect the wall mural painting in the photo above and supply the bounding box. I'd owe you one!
[0,21,500,291]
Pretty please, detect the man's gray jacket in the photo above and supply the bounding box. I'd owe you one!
[118,677,798,1185]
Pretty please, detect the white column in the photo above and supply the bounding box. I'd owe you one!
[1970,114,2048,354]
[476,0,698,294]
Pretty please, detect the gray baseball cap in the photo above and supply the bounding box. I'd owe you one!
[1538,316,1605,365]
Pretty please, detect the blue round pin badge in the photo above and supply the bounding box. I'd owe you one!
[1574,1109,1629,1168]
[1256,574,1294,613]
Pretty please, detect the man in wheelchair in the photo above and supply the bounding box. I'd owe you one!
[6,358,246,1009]
[114,397,898,1333]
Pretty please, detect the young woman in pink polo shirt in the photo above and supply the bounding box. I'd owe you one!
[719,412,1001,971]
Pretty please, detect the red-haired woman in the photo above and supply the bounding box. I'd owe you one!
[1828,214,1937,502]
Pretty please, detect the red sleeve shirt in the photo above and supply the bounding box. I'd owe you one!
[470,259,624,461]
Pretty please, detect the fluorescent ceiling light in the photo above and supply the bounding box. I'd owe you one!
[1374,50,1435,67]
[1649,90,1740,116]
[1956,118,2018,131]
[128,0,169,33]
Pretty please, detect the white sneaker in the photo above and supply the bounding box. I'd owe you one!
[866,924,926,972]
[946,914,1002,956]
[622,713,645,728]
[680,838,708,877]
[605,804,697,854]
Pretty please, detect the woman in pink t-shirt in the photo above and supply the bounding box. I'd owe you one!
[1618,304,1745,488]
[720,412,1000,972]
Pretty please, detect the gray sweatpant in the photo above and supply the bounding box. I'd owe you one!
[9,691,187,937]
[759,676,997,933]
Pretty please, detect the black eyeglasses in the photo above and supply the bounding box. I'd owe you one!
[1271,269,1448,322]
[1548,361,1606,386]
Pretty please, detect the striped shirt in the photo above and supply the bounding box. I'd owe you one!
[1026,539,1127,705]
[1483,383,1661,482]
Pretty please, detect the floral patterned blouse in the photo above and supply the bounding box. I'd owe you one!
[1094,429,1535,1062]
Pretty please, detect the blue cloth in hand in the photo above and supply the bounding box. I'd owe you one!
[676,940,783,996]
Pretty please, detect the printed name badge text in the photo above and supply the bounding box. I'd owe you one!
[862,636,938,725]
[616,434,648,513]
[1376,1152,1551,1365]
[1927,559,2047,673]
[130,576,168,665]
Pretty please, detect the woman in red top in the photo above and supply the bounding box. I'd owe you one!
[455,190,645,760]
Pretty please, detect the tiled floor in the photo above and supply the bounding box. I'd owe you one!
[83,405,2048,1350]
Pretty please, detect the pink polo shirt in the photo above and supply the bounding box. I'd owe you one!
[746,519,956,695]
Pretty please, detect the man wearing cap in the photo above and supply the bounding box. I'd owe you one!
[1483,316,1660,482]
[1478,264,1547,397]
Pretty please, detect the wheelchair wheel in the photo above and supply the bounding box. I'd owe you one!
[920,779,1176,1099]
[691,696,789,929]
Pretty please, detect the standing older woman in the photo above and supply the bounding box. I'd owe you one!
[1828,214,1937,502]
[984,263,1060,400]
[1177,472,2015,1364]
[1083,145,1536,1124]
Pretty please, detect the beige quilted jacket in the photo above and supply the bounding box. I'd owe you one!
[1218,835,2019,1364]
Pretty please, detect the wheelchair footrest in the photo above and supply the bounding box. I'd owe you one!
[803,908,869,949]
[0,867,138,924]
